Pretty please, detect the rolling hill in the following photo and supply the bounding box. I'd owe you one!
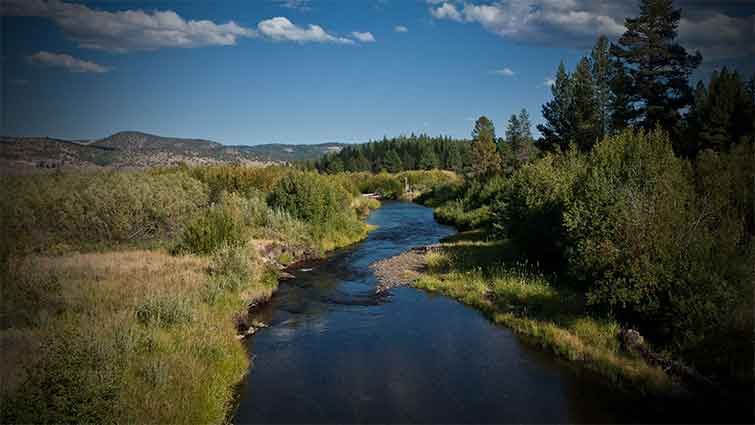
[0,131,348,174]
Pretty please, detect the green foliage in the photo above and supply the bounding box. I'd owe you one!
[470,116,502,178]
[682,67,754,157]
[3,327,126,424]
[610,0,702,130]
[268,172,352,226]
[491,149,585,269]
[314,134,469,174]
[187,165,290,200]
[563,130,752,374]
[207,243,259,292]
[173,192,248,255]
[0,171,208,253]
[537,62,576,153]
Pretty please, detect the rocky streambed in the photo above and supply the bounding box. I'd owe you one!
[369,244,441,293]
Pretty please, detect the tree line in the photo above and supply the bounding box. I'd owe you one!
[302,135,470,174]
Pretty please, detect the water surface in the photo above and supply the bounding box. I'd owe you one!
[233,202,651,423]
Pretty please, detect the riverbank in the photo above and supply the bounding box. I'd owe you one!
[0,166,384,424]
[371,231,675,396]
[0,219,377,424]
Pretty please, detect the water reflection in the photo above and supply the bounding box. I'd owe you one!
[233,202,643,424]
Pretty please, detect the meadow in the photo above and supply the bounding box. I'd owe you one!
[0,166,463,423]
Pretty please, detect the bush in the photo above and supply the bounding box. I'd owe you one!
[207,243,259,292]
[0,171,208,253]
[173,192,247,255]
[564,129,752,368]
[267,172,352,226]
[490,149,585,268]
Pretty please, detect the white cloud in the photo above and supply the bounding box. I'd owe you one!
[352,31,376,43]
[543,78,556,87]
[28,51,109,73]
[274,0,312,11]
[431,2,463,22]
[394,25,409,33]
[2,0,255,52]
[258,17,354,44]
[494,67,515,76]
[426,1,753,60]
[429,1,625,46]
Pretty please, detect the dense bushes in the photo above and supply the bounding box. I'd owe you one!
[1,171,208,253]
[561,131,752,372]
[172,192,247,255]
[490,148,585,269]
[430,128,753,381]
[268,172,352,226]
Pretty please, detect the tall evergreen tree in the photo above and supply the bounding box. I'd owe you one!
[383,149,404,173]
[417,142,440,170]
[537,62,575,152]
[572,57,600,151]
[504,109,536,169]
[590,35,612,138]
[609,60,634,131]
[610,0,702,131]
[470,116,501,177]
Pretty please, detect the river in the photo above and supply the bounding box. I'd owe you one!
[232,201,657,423]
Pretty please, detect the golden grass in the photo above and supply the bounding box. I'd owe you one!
[413,245,671,395]
[1,248,272,424]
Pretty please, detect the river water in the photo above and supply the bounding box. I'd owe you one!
[232,202,657,423]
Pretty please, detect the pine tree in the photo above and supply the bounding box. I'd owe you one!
[590,35,612,138]
[470,116,501,177]
[504,109,535,169]
[446,143,463,172]
[417,142,439,170]
[537,62,575,152]
[572,57,600,152]
[383,149,403,173]
[610,0,702,131]
[609,60,634,131]
[697,68,753,152]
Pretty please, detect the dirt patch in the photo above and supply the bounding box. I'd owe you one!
[370,245,440,293]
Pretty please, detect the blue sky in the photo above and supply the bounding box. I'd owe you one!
[2,0,753,145]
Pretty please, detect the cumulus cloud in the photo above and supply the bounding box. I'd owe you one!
[494,67,515,76]
[394,25,409,33]
[2,0,255,52]
[429,1,624,46]
[431,2,463,21]
[258,17,354,44]
[352,31,376,43]
[28,51,109,73]
[426,1,753,60]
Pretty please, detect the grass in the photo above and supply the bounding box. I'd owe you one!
[414,233,672,395]
[0,247,276,424]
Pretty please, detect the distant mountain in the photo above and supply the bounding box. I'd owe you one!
[90,131,222,154]
[0,131,349,174]
[232,143,345,162]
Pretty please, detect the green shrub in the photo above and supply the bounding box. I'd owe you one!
[490,149,585,268]
[267,172,352,226]
[2,328,125,424]
[564,129,752,369]
[434,200,491,230]
[173,193,247,255]
[0,171,208,253]
[207,243,258,292]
